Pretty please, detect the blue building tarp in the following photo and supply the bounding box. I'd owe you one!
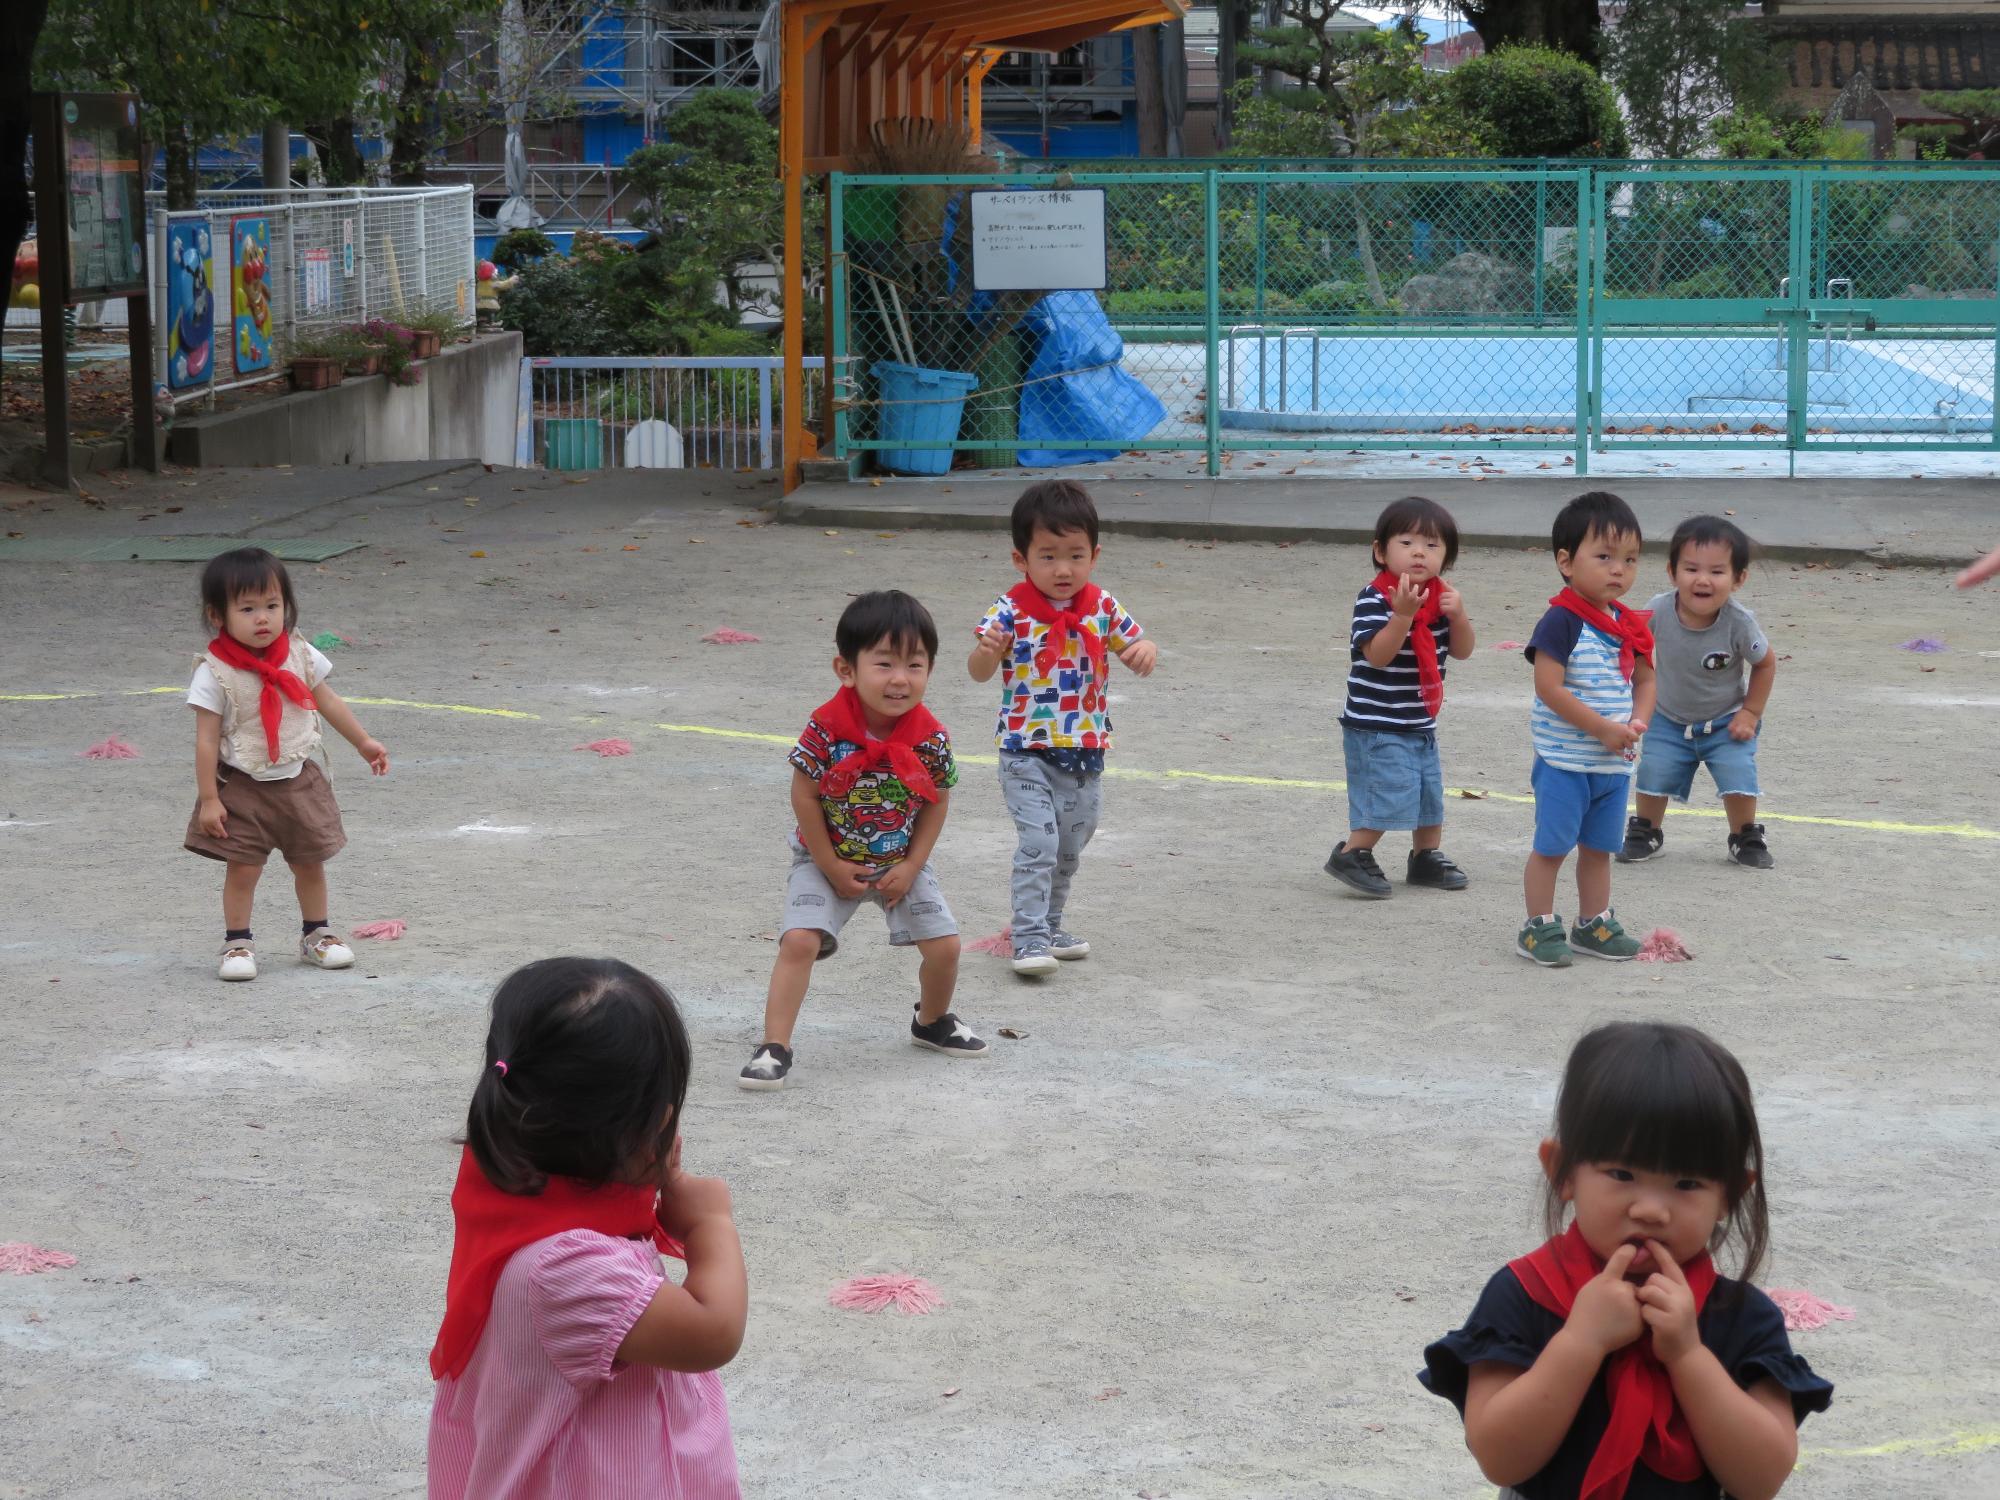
[1016,291,1167,467]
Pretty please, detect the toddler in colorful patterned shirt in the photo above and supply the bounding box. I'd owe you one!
[969,480,1158,977]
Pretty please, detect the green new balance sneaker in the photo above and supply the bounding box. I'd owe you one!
[1571,908,1641,961]
[1517,915,1572,968]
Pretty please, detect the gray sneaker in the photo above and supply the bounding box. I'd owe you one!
[1010,942,1059,976]
[1049,929,1090,960]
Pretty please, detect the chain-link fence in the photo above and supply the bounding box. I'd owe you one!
[829,163,2000,475]
[147,185,477,407]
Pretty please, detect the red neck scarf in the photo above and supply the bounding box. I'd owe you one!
[1509,1223,1717,1500]
[1372,570,1445,718]
[430,1146,680,1380]
[813,685,945,805]
[1006,581,1108,680]
[207,631,318,764]
[1551,588,1655,683]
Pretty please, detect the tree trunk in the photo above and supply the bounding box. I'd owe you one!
[1460,0,1601,68]
[262,120,291,194]
[309,117,367,187]
[165,132,199,212]
[1133,24,1168,157]
[1354,199,1387,308]
[389,39,440,186]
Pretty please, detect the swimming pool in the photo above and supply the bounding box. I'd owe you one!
[1217,331,1996,437]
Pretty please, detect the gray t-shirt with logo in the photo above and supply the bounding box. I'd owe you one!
[1646,591,1769,725]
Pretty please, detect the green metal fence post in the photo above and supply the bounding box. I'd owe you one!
[1206,168,1222,477]
[1254,181,1267,320]
[1575,168,1592,475]
[829,172,848,461]
[1533,168,1547,325]
[1786,171,1809,458]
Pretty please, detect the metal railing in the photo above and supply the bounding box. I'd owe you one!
[147,184,476,408]
[515,356,822,471]
[429,162,643,229]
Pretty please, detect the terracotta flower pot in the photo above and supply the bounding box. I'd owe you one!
[345,348,384,377]
[411,330,442,359]
[290,357,345,391]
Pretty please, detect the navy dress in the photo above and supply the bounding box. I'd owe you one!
[1421,1268,1833,1500]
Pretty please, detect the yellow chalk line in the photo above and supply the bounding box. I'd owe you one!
[1801,1427,2000,1462]
[8,690,1996,841]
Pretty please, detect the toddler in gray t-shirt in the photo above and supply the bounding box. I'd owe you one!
[1619,516,1779,870]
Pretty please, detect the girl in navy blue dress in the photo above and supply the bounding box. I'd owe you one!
[1421,1022,1831,1500]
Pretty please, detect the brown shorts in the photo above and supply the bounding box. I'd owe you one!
[184,760,348,867]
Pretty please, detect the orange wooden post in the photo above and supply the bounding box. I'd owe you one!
[782,1,808,492]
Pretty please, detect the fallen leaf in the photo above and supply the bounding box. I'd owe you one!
[998,1027,1029,1040]
[823,529,840,536]
[622,544,640,551]
[1458,788,1488,800]
[469,550,486,558]
[870,478,883,487]
[877,531,898,539]
[1364,1422,1385,1433]
[1094,1387,1123,1401]
[942,1387,960,1398]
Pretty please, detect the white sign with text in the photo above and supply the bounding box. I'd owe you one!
[969,189,1107,292]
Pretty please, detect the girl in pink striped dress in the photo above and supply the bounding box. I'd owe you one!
[428,957,746,1500]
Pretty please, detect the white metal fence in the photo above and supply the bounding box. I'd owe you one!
[515,357,823,471]
[147,185,476,407]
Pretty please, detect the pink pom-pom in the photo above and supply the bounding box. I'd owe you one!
[78,736,141,760]
[1492,640,1524,651]
[0,1243,78,1275]
[1635,928,1694,963]
[574,738,634,757]
[965,928,1013,956]
[702,628,761,645]
[350,920,407,940]
[1767,1289,1854,1332]
[1898,637,1947,653]
[827,1274,944,1315]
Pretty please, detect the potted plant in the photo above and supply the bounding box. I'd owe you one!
[403,306,461,358]
[287,330,352,391]
[342,327,385,377]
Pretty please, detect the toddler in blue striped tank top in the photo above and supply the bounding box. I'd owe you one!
[1517,493,1658,968]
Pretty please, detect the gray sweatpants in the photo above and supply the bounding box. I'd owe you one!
[999,752,1103,948]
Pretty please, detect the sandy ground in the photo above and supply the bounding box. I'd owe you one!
[2,466,1998,1499]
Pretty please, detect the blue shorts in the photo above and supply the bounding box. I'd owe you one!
[1531,756,1630,856]
[1635,714,1761,802]
[1343,724,1445,831]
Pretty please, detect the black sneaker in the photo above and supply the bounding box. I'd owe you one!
[737,1042,793,1091]
[1728,823,1774,869]
[1406,848,1469,891]
[1615,816,1663,864]
[1324,842,1393,898]
[910,1005,990,1059]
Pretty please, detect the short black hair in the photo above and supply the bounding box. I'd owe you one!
[1668,514,1753,575]
[199,547,298,632]
[835,589,939,664]
[1552,491,1642,563]
[1372,495,1460,572]
[465,957,692,1195]
[1541,1021,1770,1283]
[1011,479,1099,553]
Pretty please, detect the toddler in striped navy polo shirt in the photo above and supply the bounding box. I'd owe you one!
[1325,496,1478,899]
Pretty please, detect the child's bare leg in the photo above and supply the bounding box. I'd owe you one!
[914,935,959,1025]
[1412,823,1442,852]
[1575,848,1612,917]
[1634,792,1669,828]
[288,860,329,925]
[1343,827,1385,851]
[760,930,821,1047]
[1524,852,1564,916]
[1723,792,1758,830]
[223,862,263,930]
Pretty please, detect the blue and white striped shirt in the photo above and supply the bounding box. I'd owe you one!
[1341,584,1453,733]
[1525,607,1635,774]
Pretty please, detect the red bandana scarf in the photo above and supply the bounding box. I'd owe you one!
[1508,1223,1717,1500]
[430,1146,681,1380]
[1006,581,1109,680]
[207,631,319,764]
[812,685,945,805]
[1551,588,1655,683]
[1372,570,1445,718]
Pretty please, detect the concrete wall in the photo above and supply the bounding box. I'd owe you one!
[167,332,522,468]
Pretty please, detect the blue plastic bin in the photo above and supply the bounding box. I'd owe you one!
[873,360,978,475]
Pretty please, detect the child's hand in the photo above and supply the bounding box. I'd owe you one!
[974,625,1015,663]
[1728,709,1758,742]
[1636,1239,1702,1367]
[197,795,227,838]
[1438,582,1466,620]
[818,858,873,900]
[658,1161,735,1241]
[872,860,916,907]
[1566,1242,1645,1358]
[1387,572,1425,618]
[1594,718,1644,756]
[1956,543,2000,589]
[1118,639,1158,677]
[357,737,390,775]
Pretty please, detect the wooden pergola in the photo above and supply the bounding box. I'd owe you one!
[777,0,1188,489]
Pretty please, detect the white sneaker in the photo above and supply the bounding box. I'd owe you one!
[301,928,355,969]
[218,943,258,982]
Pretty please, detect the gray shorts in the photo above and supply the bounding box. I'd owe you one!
[778,835,958,958]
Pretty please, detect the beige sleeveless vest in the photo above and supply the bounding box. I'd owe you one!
[200,637,323,775]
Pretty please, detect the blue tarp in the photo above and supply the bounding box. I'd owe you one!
[1016,291,1167,467]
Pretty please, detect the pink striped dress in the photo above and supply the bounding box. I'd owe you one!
[428,1229,740,1499]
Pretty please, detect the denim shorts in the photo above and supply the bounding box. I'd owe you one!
[1636,713,1761,802]
[1531,756,1631,856]
[1342,723,1444,831]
